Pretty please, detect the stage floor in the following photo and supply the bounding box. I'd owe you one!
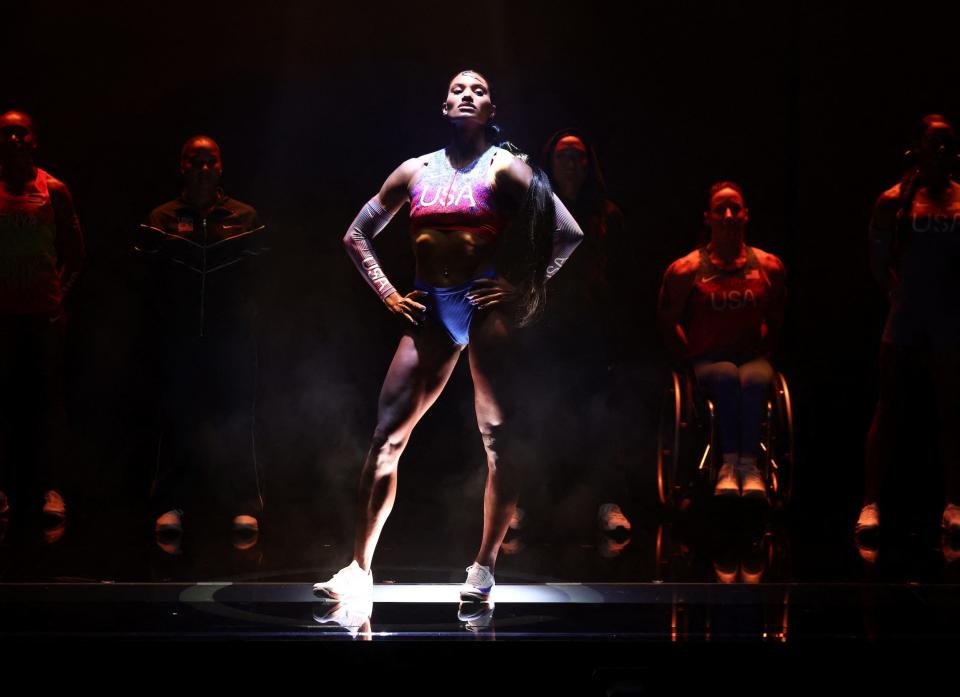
[2,579,959,643]
[3,505,957,692]
[2,503,958,642]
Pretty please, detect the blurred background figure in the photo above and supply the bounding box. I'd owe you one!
[0,110,84,527]
[533,128,634,541]
[136,135,268,552]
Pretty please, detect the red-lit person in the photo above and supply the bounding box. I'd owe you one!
[858,114,960,540]
[541,128,632,536]
[658,182,786,501]
[0,110,84,522]
[137,135,268,549]
[313,70,583,603]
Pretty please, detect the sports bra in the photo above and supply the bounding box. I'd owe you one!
[408,145,506,241]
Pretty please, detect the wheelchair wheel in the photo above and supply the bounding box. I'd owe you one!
[657,370,715,506]
[656,371,682,506]
[763,372,795,509]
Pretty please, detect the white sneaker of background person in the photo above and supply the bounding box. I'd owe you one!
[598,502,632,532]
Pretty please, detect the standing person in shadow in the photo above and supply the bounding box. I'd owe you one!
[535,129,634,547]
[136,135,268,553]
[0,110,85,530]
[858,114,960,550]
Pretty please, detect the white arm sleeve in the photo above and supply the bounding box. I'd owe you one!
[343,197,398,301]
[545,193,585,280]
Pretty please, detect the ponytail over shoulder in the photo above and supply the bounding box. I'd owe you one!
[497,164,555,327]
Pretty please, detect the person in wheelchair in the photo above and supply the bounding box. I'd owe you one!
[657,181,787,501]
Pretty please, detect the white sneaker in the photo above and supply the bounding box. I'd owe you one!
[155,509,183,535]
[598,503,632,532]
[460,562,495,602]
[42,490,66,518]
[738,463,768,502]
[855,503,880,535]
[942,504,960,534]
[232,515,259,533]
[313,561,373,601]
[714,463,739,497]
[232,515,260,551]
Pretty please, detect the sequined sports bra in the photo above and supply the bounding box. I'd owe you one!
[408,145,506,241]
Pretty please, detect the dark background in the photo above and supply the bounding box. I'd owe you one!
[4,0,959,562]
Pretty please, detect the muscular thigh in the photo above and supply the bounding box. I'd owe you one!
[377,327,462,434]
[468,309,517,425]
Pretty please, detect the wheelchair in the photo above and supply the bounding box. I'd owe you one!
[656,365,795,510]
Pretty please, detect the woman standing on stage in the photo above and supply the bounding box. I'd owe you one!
[314,70,583,602]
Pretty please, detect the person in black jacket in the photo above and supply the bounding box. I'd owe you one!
[136,135,268,550]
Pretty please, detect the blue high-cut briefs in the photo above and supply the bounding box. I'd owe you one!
[414,267,497,346]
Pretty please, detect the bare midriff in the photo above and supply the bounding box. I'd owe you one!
[412,226,500,287]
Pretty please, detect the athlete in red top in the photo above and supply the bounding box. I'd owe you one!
[658,181,786,500]
[0,110,85,522]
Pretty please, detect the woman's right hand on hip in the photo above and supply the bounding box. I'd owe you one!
[384,290,427,326]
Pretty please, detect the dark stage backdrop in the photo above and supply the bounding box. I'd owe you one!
[4,0,959,536]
